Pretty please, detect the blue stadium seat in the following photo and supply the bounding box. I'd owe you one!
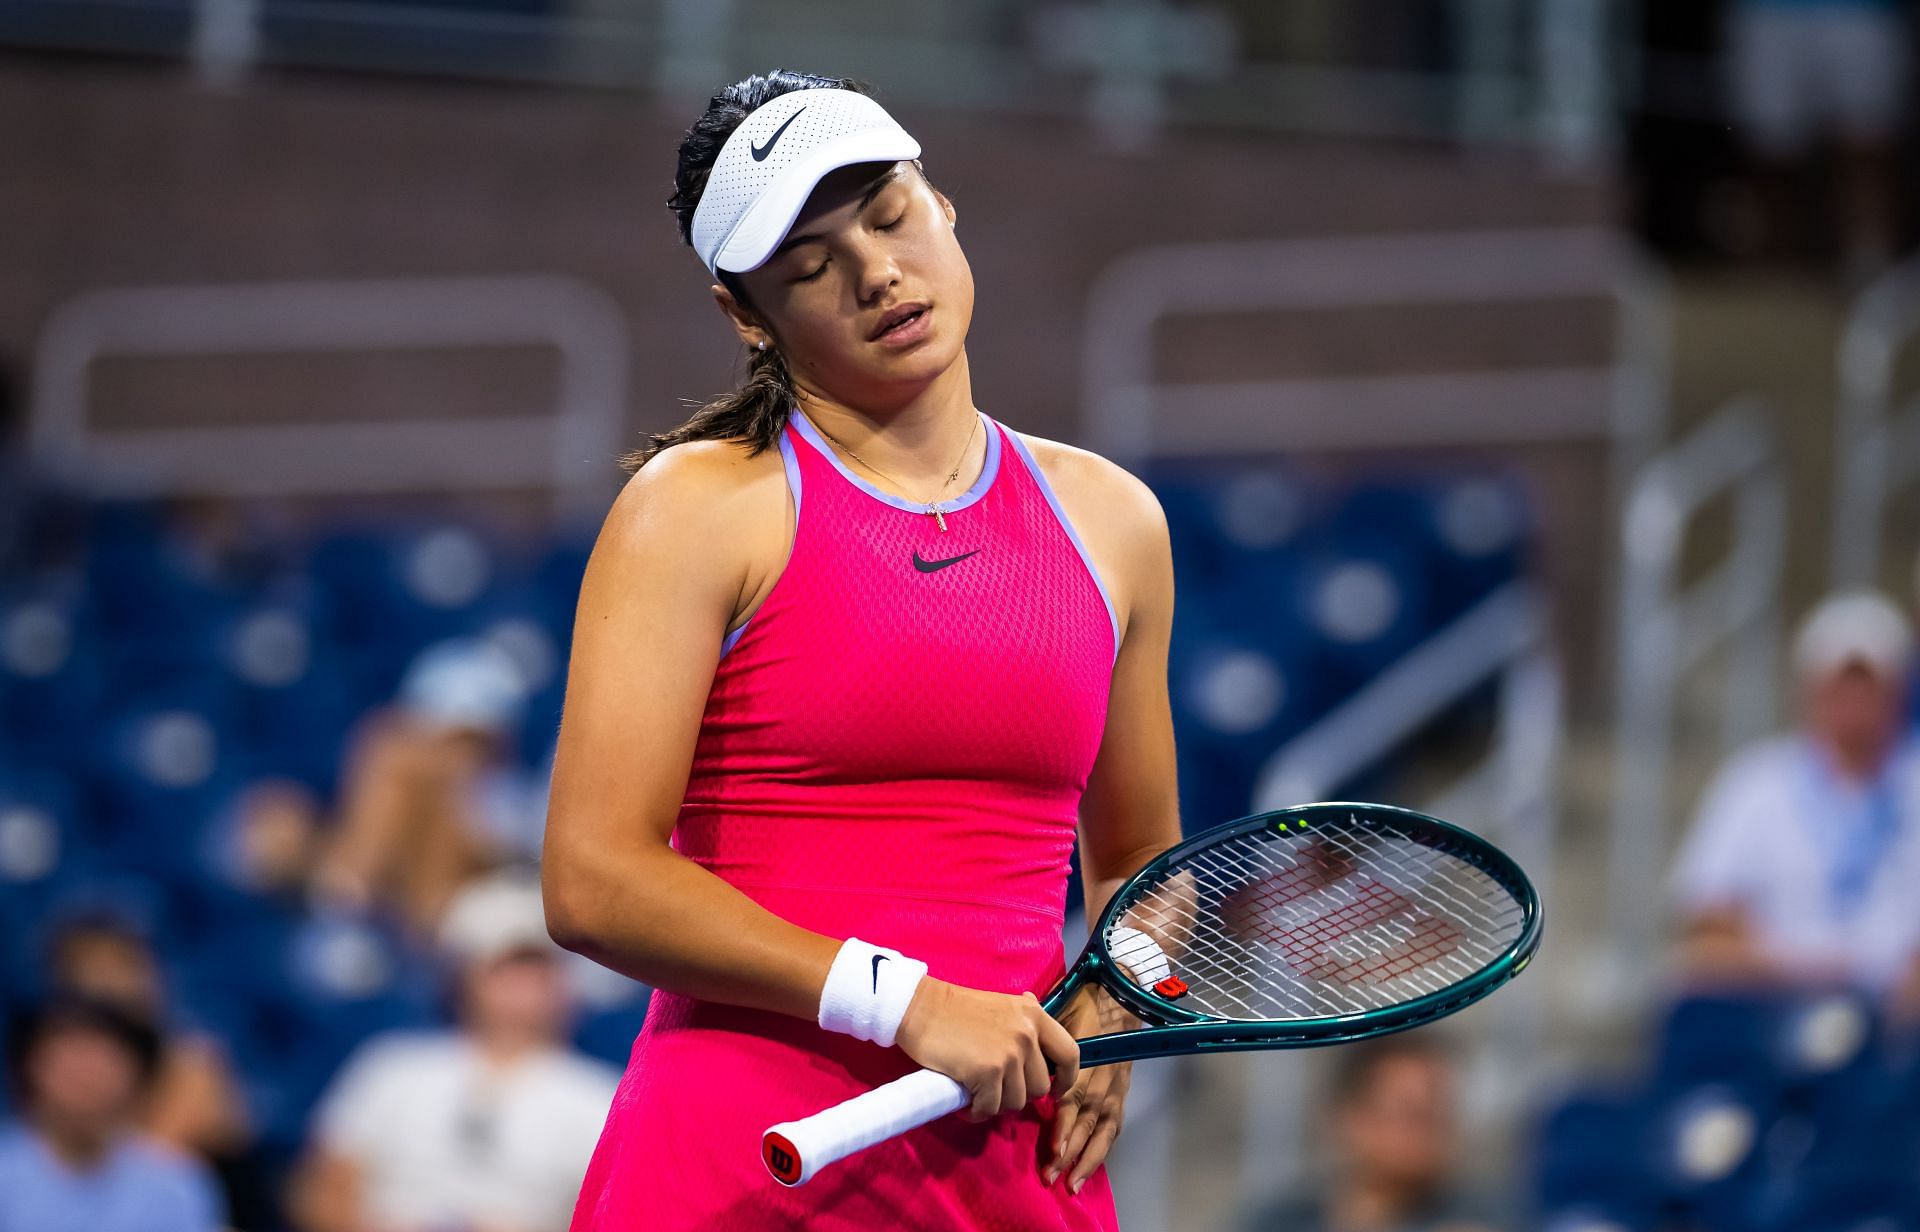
[1654,994,1797,1095]
[1751,1167,1920,1232]
[215,595,368,795]
[303,521,513,662]
[1327,475,1530,622]
[80,517,246,646]
[1647,1080,1776,1230]
[0,589,105,768]
[1286,530,1434,689]
[0,780,90,1007]
[1534,1087,1660,1230]
[573,998,653,1069]
[89,683,246,827]
[1146,461,1315,595]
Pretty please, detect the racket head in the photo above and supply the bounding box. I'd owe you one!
[1073,803,1541,1060]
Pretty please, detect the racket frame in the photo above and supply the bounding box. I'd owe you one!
[1053,802,1543,1066]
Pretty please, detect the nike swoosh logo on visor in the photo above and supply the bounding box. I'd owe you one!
[912,549,981,573]
[751,108,807,161]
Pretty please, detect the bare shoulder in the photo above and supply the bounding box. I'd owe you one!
[586,434,790,622]
[1010,429,1168,547]
[599,435,789,557]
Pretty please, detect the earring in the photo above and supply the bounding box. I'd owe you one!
[757,340,768,351]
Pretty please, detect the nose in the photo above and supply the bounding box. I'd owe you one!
[853,238,901,306]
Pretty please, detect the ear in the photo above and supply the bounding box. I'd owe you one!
[711,282,772,351]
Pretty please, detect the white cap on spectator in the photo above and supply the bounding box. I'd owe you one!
[398,638,528,735]
[439,872,556,967]
[1792,590,1915,683]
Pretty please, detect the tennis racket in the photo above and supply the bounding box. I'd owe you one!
[762,801,1541,1186]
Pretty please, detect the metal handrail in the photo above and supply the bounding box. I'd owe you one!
[1253,581,1550,809]
[1609,397,1785,980]
[1079,227,1671,472]
[29,275,630,519]
[1831,256,1920,587]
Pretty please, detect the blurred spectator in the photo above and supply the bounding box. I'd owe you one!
[43,913,251,1163]
[0,995,226,1232]
[287,873,616,1232]
[313,638,544,938]
[207,777,325,901]
[1725,0,1911,279]
[1235,1037,1504,1232]
[1673,590,1920,993]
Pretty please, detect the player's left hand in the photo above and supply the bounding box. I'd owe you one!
[1040,985,1137,1193]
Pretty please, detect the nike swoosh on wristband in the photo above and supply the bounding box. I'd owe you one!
[912,549,981,573]
[871,953,889,992]
[751,108,808,161]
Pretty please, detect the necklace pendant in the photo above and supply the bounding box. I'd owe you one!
[932,505,947,532]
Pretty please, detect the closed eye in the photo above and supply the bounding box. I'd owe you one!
[791,207,904,282]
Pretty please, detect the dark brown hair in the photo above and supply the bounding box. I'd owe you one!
[6,994,165,1107]
[620,70,869,474]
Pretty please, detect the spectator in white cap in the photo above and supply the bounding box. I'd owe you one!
[1672,589,1920,993]
[288,873,618,1232]
[314,637,550,937]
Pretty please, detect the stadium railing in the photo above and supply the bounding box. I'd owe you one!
[1607,397,1786,997]
[27,274,629,519]
[1830,256,1920,589]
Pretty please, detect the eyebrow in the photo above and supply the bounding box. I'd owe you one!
[770,167,905,260]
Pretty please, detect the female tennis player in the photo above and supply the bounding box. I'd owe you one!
[541,69,1181,1230]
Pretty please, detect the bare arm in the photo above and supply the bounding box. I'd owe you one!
[1077,465,1184,918]
[285,1148,371,1232]
[1044,458,1183,1190]
[539,442,839,1019]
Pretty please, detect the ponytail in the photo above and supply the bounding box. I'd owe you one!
[619,343,793,474]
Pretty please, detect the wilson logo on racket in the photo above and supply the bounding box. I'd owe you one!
[1224,859,1464,986]
[763,1134,802,1184]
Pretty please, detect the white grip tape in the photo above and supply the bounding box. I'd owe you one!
[1107,926,1171,987]
[762,1067,969,1186]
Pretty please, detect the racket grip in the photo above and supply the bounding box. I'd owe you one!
[762,1068,969,1186]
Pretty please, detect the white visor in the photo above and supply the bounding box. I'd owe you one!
[689,88,921,277]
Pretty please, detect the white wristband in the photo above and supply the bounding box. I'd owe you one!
[818,937,928,1048]
[1107,926,1171,987]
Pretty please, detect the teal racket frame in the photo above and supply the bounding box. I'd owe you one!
[1044,802,1544,1067]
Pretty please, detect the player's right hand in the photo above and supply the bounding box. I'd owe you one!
[894,979,1080,1122]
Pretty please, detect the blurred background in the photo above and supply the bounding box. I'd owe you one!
[2,1,1920,1229]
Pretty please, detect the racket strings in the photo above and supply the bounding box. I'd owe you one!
[1107,816,1525,1023]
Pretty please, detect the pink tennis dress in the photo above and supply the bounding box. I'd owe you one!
[569,409,1123,1231]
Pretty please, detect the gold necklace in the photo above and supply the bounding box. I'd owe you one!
[804,410,981,532]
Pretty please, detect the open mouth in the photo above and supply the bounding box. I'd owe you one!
[871,304,929,341]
